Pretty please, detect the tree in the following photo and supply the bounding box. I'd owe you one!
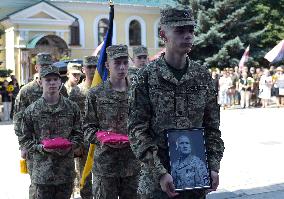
[196,0,266,68]
[175,0,266,68]
[247,0,284,66]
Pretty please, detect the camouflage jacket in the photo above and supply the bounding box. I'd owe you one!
[20,96,83,185]
[128,55,224,185]
[172,155,209,189]
[128,66,139,84]
[83,79,140,177]
[69,80,91,116]
[13,80,68,147]
[64,81,74,96]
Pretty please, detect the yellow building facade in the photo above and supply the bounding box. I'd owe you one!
[0,0,174,83]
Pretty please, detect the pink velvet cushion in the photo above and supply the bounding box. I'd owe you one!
[41,137,72,149]
[96,131,129,144]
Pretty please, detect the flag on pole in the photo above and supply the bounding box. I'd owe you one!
[264,40,284,63]
[92,41,104,56]
[239,45,250,72]
[80,1,114,189]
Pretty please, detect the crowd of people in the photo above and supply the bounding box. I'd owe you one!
[0,75,20,121]
[211,65,284,109]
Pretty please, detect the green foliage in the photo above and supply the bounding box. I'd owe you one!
[172,0,284,68]
[0,69,13,77]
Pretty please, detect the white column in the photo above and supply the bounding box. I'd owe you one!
[5,27,15,72]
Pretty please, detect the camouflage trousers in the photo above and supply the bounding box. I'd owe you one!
[26,153,36,199]
[73,149,93,199]
[92,175,138,199]
[35,183,73,199]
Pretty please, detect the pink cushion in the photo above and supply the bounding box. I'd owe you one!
[96,131,129,144]
[42,137,72,149]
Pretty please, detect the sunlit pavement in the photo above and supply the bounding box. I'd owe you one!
[0,107,284,198]
[209,107,284,199]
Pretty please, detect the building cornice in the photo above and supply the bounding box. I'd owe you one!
[53,2,159,15]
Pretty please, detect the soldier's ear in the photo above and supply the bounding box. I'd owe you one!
[160,30,168,43]
[105,61,110,70]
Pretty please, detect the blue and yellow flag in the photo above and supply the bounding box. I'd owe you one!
[80,1,114,189]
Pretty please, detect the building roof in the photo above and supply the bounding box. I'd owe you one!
[52,0,176,7]
[0,0,176,21]
[0,0,77,22]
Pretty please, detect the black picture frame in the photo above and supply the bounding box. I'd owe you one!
[165,128,211,191]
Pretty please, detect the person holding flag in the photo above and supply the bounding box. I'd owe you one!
[83,45,140,199]
[79,0,115,194]
[238,45,250,73]
[69,55,98,199]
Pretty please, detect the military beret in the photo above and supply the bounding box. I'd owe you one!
[36,53,53,65]
[160,5,196,27]
[40,65,60,78]
[83,56,98,66]
[107,45,128,59]
[133,46,148,57]
[67,62,82,74]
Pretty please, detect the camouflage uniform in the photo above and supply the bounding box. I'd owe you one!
[13,53,67,199]
[64,62,82,95]
[83,45,140,199]
[128,46,148,83]
[69,56,98,199]
[128,6,224,199]
[19,65,83,199]
[172,156,210,189]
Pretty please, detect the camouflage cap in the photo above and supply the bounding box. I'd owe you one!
[67,62,82,74]
[160,5,196,27]
[133,46,148,57]
[107,45,128,59]
[83,56,98,66]
[40,65,60,78]
[36,53,53,65]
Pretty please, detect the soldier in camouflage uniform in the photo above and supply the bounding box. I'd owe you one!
[19,65,83,199]
[83,45,140,199]
[13,53,68,199]
[128,45,149,83]
[128,5,224,199]
[64,62,82,95]
[69,56,98,199]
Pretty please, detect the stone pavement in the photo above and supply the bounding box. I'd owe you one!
[208,107,284,199]
[208,184,284,199]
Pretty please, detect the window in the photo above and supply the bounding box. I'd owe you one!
[70,20,80,45]
[129,20,141,46]
[98,18,109,45]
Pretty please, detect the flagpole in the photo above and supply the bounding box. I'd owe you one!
[80,0,114,189]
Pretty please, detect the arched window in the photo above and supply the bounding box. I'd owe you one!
[98,18,109,45]
[70,20,80,45]
[129,20,141,46]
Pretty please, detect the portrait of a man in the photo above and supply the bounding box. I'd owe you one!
[171,134,210,190]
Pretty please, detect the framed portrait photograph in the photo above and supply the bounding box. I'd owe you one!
[165,128,211,191]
